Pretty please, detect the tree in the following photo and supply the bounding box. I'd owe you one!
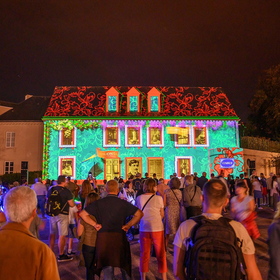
[248,64,280,141]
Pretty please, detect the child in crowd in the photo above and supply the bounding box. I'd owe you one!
[67,203,79,255]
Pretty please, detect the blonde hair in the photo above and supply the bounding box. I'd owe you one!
[143,178,156,193]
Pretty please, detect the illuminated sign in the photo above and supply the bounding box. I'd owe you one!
[220,158,235,169]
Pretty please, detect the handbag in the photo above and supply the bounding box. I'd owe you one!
[171,189,187,223]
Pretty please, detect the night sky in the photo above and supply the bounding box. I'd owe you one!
[1,1,280,121]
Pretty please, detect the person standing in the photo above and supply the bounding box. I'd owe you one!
[164,177,182,248]
[260,173,268,205]
[231,181,260,240]
[136,178,167,280]
[271,176,279,212]
[196,172,208,190]
[80,180,143,280]
[48,175,76,262]
[252,176,263,209]
[173,179,262,280]
[0,186,60,279]
[267,172,274,207]
[31,177,47,219]
[157,178,169,199]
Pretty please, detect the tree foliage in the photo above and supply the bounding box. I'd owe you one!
[248,64,280,141]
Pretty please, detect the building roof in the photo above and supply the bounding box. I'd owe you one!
[0,100,17,107]
[0,96,51,121]
[44,86,238,118]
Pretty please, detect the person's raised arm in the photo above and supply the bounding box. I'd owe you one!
[79,209,102,231]
[173,245,186,280]
[243,253,262,280]
[122,209,143,232]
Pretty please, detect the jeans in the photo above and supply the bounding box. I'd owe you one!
[82,244,96,280]
[103,266,130,280]
[37,195,46,217]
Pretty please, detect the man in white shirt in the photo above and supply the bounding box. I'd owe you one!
[173,179,262,280]
[31,178,47,218]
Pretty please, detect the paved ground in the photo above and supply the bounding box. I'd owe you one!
[39,206,274,280]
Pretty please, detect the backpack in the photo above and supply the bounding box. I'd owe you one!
[46,186,67,216]
[185,215,246,280]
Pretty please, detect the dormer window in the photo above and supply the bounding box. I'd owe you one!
[147,87,162,113]
[105,87,120,113]
[126,87,141,113]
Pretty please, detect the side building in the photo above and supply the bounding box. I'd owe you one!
[0,95,50,182]
[43,86,244,182]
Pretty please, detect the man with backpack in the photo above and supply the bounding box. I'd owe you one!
[133,173,142,191]
[47,175,76,262]
[173,178,262,280]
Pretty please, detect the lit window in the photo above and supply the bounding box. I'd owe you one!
[147,127,164,147]
[175,156,193,175]
[5,161,14,174]
[108,96,117,112]
[105,87,120,113]
[125,125,143,147]
[6,132,15,148]
[147,87,162,113]
[103,125,121,147]
[129,96,138,112]
[175,126,192,147]
[193,127,209,146]
[59,127,77,148]
[58,156,76,179]
[151,96,159,112]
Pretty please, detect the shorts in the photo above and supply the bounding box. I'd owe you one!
[68,223,76,238]
[49,214,69,236]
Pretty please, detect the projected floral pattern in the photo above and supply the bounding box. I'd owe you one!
[44,86,238,117]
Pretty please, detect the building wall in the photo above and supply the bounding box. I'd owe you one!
[243,148,279,177]
[46,123,240,180]
[0,122,44,174]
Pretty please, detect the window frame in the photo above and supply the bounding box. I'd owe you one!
[146,127,164,147]
[5,161,14,174]
[175,156,193,176]
[59,127,77,148]
[6,132,15,148]
[125,157,142,180]
[103,125,121,147]
[125,125,143,147]
[105,87,120,113]
[58,156,76,179]
[147,87,161,113]
[193,126,209,147]
[174,126,192,147]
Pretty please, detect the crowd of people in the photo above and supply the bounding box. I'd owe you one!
[1,169,280,279]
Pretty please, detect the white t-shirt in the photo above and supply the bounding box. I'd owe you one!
[136,194,164,232]
[173,213,255,255]
[271,181,279,196]
[69,205,78,224]
[253,181,262,192]
[231,195,254,221]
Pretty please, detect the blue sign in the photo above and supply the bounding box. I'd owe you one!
[220,158,235,169]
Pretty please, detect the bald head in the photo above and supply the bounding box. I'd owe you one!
[106,180,119,194]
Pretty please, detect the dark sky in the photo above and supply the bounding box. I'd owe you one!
[1,1,280,121]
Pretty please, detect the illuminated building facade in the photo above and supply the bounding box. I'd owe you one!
[42,86,244,182]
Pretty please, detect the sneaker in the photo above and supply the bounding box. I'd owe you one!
[58,254,73,262]
[67,251,76,256]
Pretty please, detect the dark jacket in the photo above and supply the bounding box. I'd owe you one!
[268,219,280,280]
[196,176,208,190]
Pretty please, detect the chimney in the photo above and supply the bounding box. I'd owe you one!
[25,95,33,100]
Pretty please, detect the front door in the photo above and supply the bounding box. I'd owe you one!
[105,158,120,181]
[148,158,163,179]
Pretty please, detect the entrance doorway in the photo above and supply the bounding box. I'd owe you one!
[105,158,120,181]
[148,158,163,179]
